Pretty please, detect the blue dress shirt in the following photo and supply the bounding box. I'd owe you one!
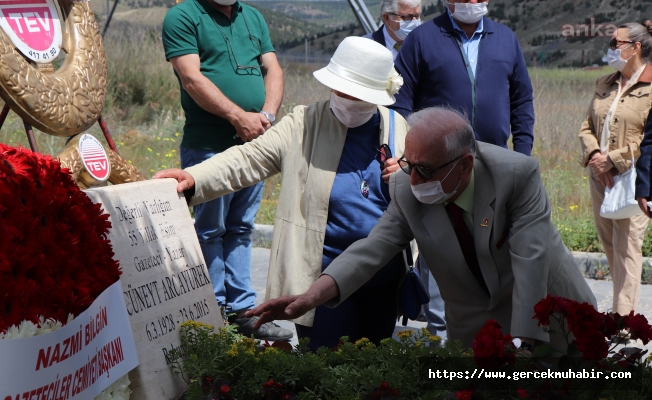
[448,9,484,77]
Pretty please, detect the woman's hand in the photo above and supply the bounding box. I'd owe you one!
[152,168,195,193]
[598,169,618,189]
[589,153,614,175]
[637,197,652,218]
[381,157,401,185]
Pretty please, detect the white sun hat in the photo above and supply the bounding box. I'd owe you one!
[313,36,404,106]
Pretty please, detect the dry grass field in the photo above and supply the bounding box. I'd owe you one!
[0,33,648,254]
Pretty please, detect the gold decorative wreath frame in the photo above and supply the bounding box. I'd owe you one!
[0,0,145,186]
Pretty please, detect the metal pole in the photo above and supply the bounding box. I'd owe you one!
[98,114,119,154]
[102,0,120,37]
[23,121,39,153]
[346,0,378,34]
[304,37,308,65]
[0,104,10,131]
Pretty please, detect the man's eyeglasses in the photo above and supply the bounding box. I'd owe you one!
[213,13,263,70]
[389,12,421,21]
[398,154,463,181]
[374,144,392,166]
[224,35,263,70]
[609,38,634,50]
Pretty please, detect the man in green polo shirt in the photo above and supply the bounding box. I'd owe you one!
[163,0,291,340]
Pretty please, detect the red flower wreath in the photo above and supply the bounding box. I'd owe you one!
[0,143,121,333]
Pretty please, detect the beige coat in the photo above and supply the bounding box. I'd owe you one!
[579,65,652,172]
[186,100,409,326]
[323,142,597,348]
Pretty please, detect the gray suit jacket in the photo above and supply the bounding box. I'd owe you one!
[323,142,596,347]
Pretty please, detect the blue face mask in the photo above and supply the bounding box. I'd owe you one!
[391,19,421,41]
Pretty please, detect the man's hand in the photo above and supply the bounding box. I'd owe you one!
[233,112,268,142]
[638,197,652,218]
[245,274,340,329]
[381,157,401,185]
[259,112,273,131]
[598,169,618,189]
[152,168,195,193]
[245,295,316,329]
[589,153,614,175]
[515,337,535,357]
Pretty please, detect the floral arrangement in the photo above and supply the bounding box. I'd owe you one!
[532,295,652,361]
[458,296,652,399]
[0,144,128,399]
[173,297,652,400]
[172,321,450,400]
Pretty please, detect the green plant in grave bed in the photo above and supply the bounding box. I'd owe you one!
[170,321,468,400]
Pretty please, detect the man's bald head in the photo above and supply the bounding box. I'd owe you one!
[406,107,476,161]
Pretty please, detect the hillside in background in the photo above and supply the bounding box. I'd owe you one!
[93,0,652,67]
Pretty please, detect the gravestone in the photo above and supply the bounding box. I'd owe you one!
[85,178,223,399]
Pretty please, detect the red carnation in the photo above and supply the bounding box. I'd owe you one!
[472,320,516,369]
[533,295,557,326]
[455,390,472,400]
[516,387,528,399]
[623,311,652,344]
[575,332,608,360]
[564,302,602,335]
[0,144,121,333]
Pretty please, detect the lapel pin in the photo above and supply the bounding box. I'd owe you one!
[480,218,489,227]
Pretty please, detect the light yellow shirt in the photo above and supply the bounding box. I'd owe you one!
[446,169,475,235]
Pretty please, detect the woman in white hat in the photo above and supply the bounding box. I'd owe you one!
[155,37,409,349]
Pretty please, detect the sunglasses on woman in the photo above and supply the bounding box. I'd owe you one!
[609,38,634,50]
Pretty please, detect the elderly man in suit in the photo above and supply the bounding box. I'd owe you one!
[364,0,421,60]
[247,107,596,349]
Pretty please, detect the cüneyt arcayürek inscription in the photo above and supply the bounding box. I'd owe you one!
[85,179,223,400]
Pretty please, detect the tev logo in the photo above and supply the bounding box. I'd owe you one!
[79,134,110,182]
[0,0,62,63]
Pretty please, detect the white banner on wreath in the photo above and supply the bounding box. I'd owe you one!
[0,281,139,400]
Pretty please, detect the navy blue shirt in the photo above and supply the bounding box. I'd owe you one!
[323,112,391,268]
[392,13,535,156]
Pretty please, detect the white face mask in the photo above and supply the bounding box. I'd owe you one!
[213,0,237,5]
[448,2,488,25]
[391,19,421,41]
[602,46,633,72]
[329,92,378,128]
[410,159,461,204]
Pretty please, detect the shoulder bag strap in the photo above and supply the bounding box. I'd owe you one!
[389,109,395,155]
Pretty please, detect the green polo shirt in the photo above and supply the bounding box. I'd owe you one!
[162,0,274,152]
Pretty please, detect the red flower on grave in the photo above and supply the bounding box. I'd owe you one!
[0,144,121,333]
[472,319,516,369]
[262,379,284,390]
[532,295,558,326]
[565,302,602,334]
[623,311,652,344]
[454,389,472,400]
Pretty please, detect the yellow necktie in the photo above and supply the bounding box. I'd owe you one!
[394,42,402,51]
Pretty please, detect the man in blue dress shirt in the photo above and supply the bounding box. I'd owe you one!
[392,0,534,155]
